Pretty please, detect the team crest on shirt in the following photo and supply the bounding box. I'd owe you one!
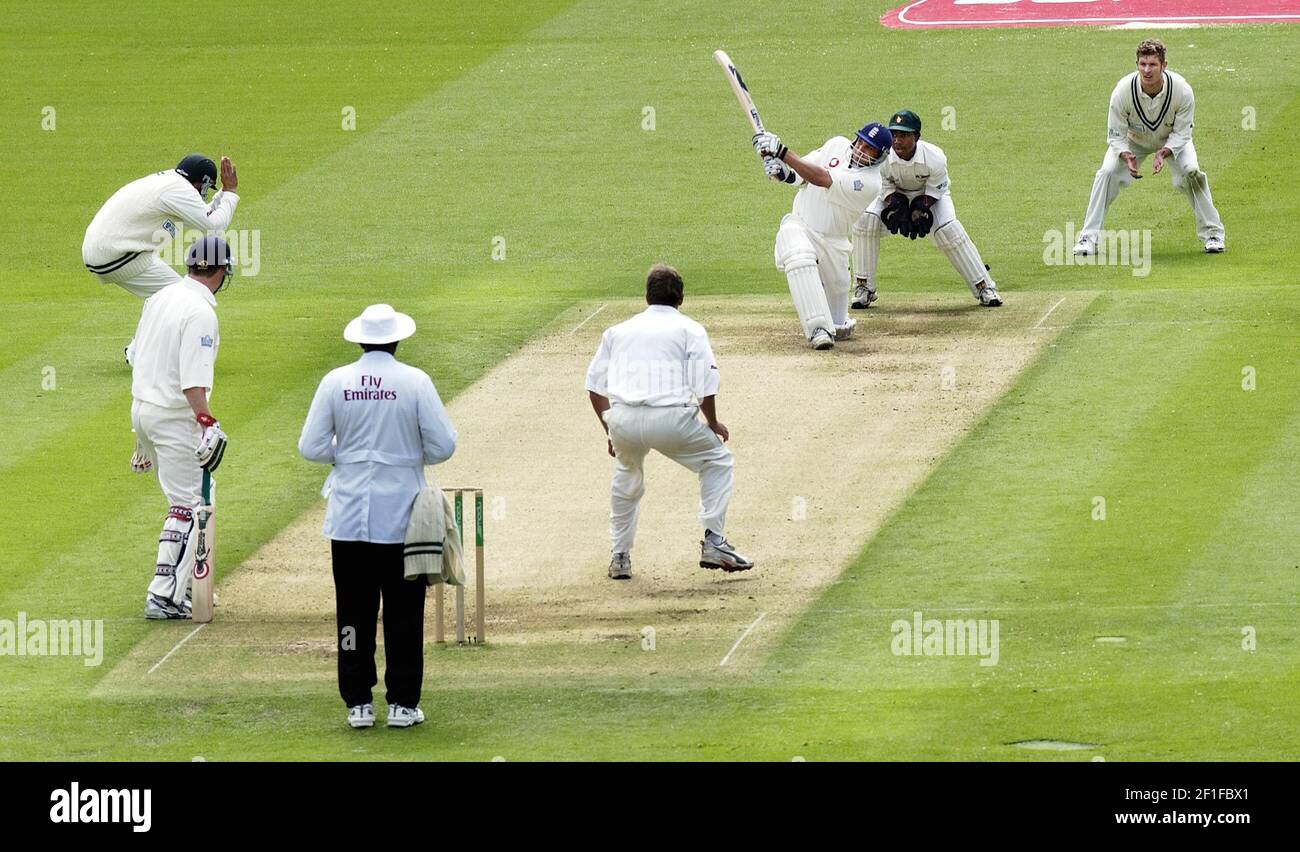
[853,179,863,191]
[200,335,214,348]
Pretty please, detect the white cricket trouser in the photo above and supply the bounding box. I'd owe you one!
[132,400,208,604]
[1081,142,1225,242]
[88,252,182,298]
[774,214,853,336]
[604,404,734,554]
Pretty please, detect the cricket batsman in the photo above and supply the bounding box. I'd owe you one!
[1073,39,1225,256]
[82,154,241,364]
[131,237,231,619]
[852,110,1002,309]
[753,122,893,350]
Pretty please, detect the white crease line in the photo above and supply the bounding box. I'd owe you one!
[568,302,608,335]
[147,624,205,675]
[1032,297,1067,330]
[719,612,767,667]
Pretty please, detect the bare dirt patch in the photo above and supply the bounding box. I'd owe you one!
[98,292,1092,692]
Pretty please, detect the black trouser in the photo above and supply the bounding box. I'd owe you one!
[331,539,427,708]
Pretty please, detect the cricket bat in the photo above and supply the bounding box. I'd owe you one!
[191,470,215,623]
[713,49,765,135]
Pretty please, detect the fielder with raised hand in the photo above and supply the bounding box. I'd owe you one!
[131,236,232,620]
[753,122,893,350]
[1073,39,1225,256]
[83,154,241,363]
[853,110,1002,309]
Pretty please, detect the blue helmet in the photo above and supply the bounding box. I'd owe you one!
[851,123,892,167]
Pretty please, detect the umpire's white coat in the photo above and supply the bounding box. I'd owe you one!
[299,351,458,544]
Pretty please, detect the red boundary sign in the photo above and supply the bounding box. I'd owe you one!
[882,0,1300,29]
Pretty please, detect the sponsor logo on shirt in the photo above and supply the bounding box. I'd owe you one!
[853,179,864,192]
[199,335,214,348]
[343,374,398,401]
[163,220,176,237]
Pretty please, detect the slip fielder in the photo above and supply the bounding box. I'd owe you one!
[1073,39,1225,256]
[753,122,893,350]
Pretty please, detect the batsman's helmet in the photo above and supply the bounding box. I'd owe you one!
[176,154,218,195]
[851,122,892,167]
[186,235,234,292]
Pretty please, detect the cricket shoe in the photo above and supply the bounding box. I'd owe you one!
[834,318,857,341]
[977,284,1003,307]
[851,283,877,309]
[608,551,632,580]
[810,328,834,350]
[144,593,191,620]
[700,537,755,573]
[347,704,375,729]
[1204,236,1225,253]
[387,704,425,728]
[1072,236,1096,257]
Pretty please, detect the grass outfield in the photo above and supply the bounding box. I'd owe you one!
[0,1,1297,759]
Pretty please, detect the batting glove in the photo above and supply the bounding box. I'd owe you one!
[752,131,787,160]
[195,413,228,473]
[764,156,793,183]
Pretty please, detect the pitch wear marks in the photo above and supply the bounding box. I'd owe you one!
[882,0,1300,29]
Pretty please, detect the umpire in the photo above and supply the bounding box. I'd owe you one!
[298,304,457,729]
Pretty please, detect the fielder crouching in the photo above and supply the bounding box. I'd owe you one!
[853,110,1002,309]
[131,236,232,620]
[585,265,753,580]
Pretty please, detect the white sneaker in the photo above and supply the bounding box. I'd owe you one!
[347,703,374,729]
[834,318,857,341]
[387,704,425,728]
[144,593,190,620]
[977,284,1003,307]
[608,551,631,580]
[1204,236,1225,253]
[851,283,877,309]
[1072,236,1096,257]
[810,328,834,350]
[700,537,755,572]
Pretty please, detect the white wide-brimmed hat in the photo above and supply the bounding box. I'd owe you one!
[344,304,416,344]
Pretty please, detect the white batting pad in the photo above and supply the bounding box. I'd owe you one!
[932,219,993,297]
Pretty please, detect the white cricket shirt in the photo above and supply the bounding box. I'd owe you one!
[82,170,239,271]
[879,139,950,199]
[1107,70,1195,155]
[791,136,883,240]
[131,277,219,409]
[299,351,458,543]
[585,305,721,407]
